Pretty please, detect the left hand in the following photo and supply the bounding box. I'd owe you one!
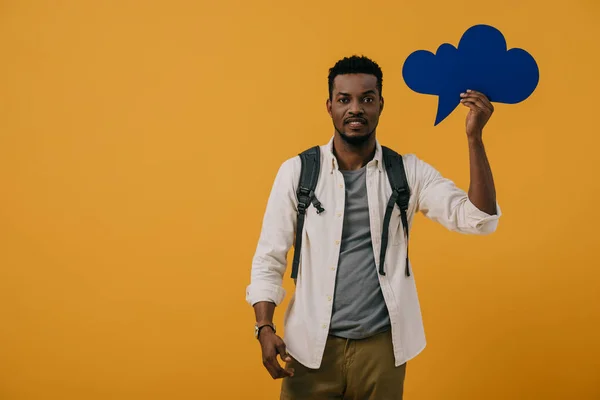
[460,90,494,139]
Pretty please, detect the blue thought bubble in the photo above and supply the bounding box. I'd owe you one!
[402,24,540,125]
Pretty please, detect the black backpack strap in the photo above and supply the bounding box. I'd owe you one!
[380,146,411,277]
[291,146,325,279]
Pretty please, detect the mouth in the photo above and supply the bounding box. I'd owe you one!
[344,118,367,129]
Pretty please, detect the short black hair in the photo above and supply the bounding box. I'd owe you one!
[328,55,383,99]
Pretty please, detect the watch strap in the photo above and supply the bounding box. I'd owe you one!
[256,323,275,339]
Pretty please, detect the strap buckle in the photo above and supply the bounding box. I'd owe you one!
[297,201,308,214]
[298,186,311,196]
[298,186,318,214]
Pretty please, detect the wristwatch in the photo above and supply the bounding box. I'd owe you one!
[254,322,276,339]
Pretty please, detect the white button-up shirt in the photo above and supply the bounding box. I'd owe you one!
[246,137,501,369]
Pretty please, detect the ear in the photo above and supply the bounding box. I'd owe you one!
[379,96,384,115]
[326,98,332,117]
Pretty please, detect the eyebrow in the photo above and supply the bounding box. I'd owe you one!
[337,90,378,97]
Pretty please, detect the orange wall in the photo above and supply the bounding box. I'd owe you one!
[1,1,599,399]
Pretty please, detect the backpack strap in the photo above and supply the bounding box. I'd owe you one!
[380,146,411,277]
[290,146,325,279]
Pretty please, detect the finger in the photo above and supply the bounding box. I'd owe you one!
[263,349,283,377]
[461,101,489,114]
[460,95,493,112]
[460,90,490,104]
[279,353,295,377]
[276,343,292,363]
[274,362,294,378]
[465,89,489,100]
[471,97,493,112]
[462,91,494,111]
[460,101,482,112]
[460,98,491,114]
[266,359,286,379]
[267,356,290,379]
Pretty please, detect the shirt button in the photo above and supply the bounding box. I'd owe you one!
[336,212,342,218]
[339,184,343,189]
[331,267,336,271]
[322,324,327,329]
[335,240,340,245]
[327,295,332,301]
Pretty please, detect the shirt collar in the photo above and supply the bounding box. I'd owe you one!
[325,136,384,173]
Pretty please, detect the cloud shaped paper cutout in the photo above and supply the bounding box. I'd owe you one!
[402,24,540,125]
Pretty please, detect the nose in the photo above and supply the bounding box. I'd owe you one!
[349,99,364,115]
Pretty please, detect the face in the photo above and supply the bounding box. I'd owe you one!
[327,73,384,146]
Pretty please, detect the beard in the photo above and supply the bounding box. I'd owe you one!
[334,122,377,147]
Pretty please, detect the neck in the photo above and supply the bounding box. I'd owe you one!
[332,134,377,171]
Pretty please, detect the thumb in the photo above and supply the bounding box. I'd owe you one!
[277,342,291,362]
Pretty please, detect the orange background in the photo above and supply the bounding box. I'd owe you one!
[1,1,599,399]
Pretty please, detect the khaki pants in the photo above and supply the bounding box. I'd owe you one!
[280,329,406,400]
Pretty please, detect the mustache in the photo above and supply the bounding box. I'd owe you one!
[344,117,367,124]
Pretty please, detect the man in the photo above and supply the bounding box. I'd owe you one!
[245,55,501,399]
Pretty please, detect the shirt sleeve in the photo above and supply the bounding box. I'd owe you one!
[245,157,299,307]
[413,155,501,235]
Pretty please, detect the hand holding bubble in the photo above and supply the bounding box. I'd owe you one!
[402,24,540,126]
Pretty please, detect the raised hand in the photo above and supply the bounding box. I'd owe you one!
[460,90,494,139]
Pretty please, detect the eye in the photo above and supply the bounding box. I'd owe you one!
[338,98,350,104]
[363,97,374,103]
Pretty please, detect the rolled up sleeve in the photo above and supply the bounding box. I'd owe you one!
[415,156,501,235]
[245,157,299,307]
[462,197,502,234]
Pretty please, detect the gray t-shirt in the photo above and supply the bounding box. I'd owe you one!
[329,166,391,339]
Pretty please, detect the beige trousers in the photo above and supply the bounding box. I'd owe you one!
[280,329,406,400]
